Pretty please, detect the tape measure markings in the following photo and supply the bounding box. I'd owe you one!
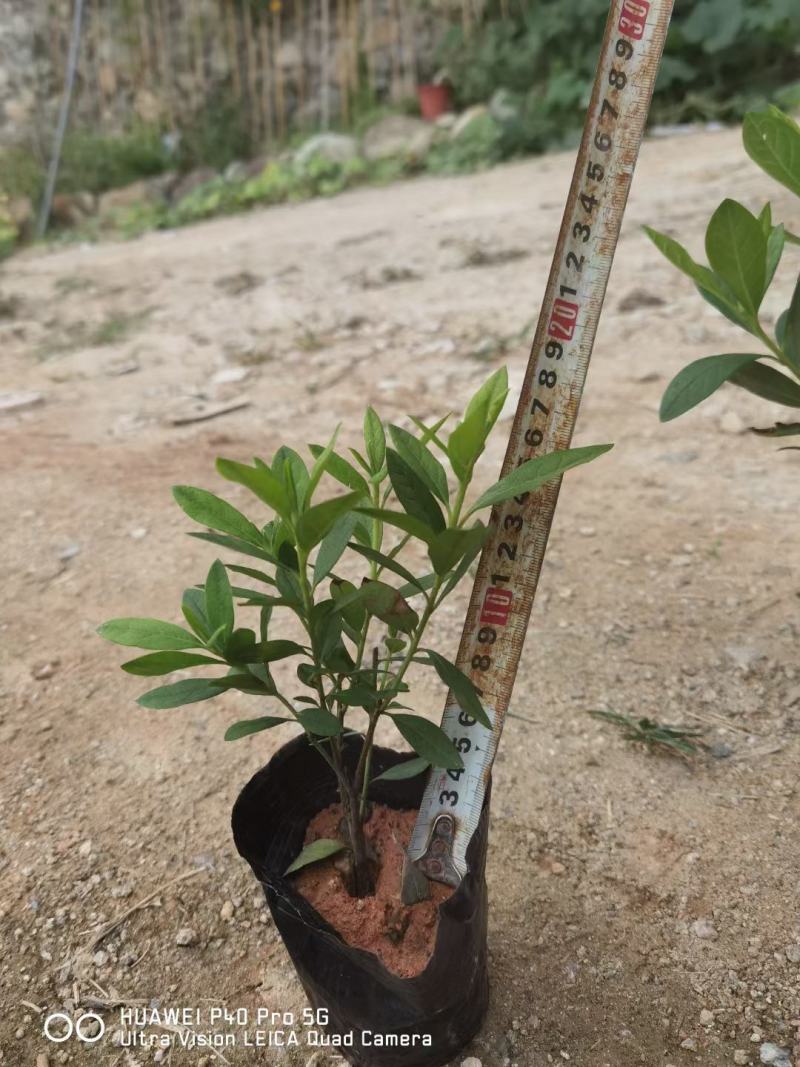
[407,0,675,884]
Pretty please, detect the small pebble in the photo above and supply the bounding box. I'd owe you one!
[699,1008,714,1026]
[759,1044,792,1066]
[57,542,81,561]
[461,1059,483,1067]
[785,944,800,964]
[680,1037,698,1051]
[129,527,148,540]
[220,900,235,921]
[78,840,92,857]
[175,927,196,946]
[734,1054,749,1066]
[32,660,59,680]
[92,949,108,967]
[36,1055,50,1067]
[691,917,717,940]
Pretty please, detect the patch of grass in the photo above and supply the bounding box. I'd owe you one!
[35,308,153,360]
[589,709,707,760]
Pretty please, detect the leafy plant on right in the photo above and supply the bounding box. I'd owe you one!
[645,106,800,442]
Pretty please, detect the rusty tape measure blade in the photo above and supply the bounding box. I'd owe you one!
[407,0,675,885]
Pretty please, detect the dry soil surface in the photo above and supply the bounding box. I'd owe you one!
[1,126,798,1067]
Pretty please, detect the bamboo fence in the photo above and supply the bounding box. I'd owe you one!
[46,0,499,151]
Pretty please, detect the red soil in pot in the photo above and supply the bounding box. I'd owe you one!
[293,803,453,978]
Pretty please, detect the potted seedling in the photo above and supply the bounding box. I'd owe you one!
[99,368,610,1065]
[645,106,800,439]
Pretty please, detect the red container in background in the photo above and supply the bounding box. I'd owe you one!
[417,83,452,122]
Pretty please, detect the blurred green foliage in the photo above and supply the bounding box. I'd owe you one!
[438,0,800,161]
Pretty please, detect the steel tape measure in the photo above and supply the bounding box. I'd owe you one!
[404,0,676,895]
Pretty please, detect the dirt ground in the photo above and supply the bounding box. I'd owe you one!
[1,125,799,1067]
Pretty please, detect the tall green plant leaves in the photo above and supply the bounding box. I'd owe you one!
[644,226,755,332]
[705,200,768,313]
[173,486,263,545]
[225,716,289,741]
[424,649,491,728]
[216,458,291,518]
[390,713,464,770]
[363,407,386,473]
[386,449,445,532]
[121,651,222,675]
[204,560,234,644]
[447,368,508,481]
[469,444,612,512]
[313,512,359,585]
[743,108,800,200]
[285,838,346,875]
[98,618,200,650]
[137,678,225,708]
[296,491,364,551]
[782,276,800,372]
[660,354,763,421]
[388,425,449,503]
[730,363,800,407]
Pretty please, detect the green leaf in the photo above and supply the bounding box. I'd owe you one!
[181,587,210,639]
[272,446,309,510]
[359,580,419,634]
[705,200,768,313]
[388,425,449,503]
[356,507,436,545]
[296,491,363,551]
[364,407,386,473]
[305,426,340,506]
[204,560,234,645]
[224,627,260,662]
[188,531,274,563]
[296,706,344,737]
[390,714,464,770]
[783,275,800,371]
[659,354,763,421]
[448,368,508,481]
[743,108,800,200]
[226,564,277,587]
[729,363,800,407]
[313,512,358,585]
[216,458,291,519]
[137,678,225,709]
[285,838,347,875]
[173,486,263,545]
[373,757,430,782]
[331,578,367,631]
[442,526,489,597]
[397,572,438,599]
[121,651,223,675]
[428,523,488,576]
[98,618,200,650]
[643,226,725,298]
[347,543,427,591]
[386,449,445,532]
[212,672,275,695]
[308,444,370,496]
[751,422,800,437]
[409,412,451,454]
[469,445,612,512]
[423,649,492,728]
[224,716,289,741]
[262,639,307,662]
[766,224,785,289]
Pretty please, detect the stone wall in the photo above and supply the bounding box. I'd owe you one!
[0,0,443,152]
